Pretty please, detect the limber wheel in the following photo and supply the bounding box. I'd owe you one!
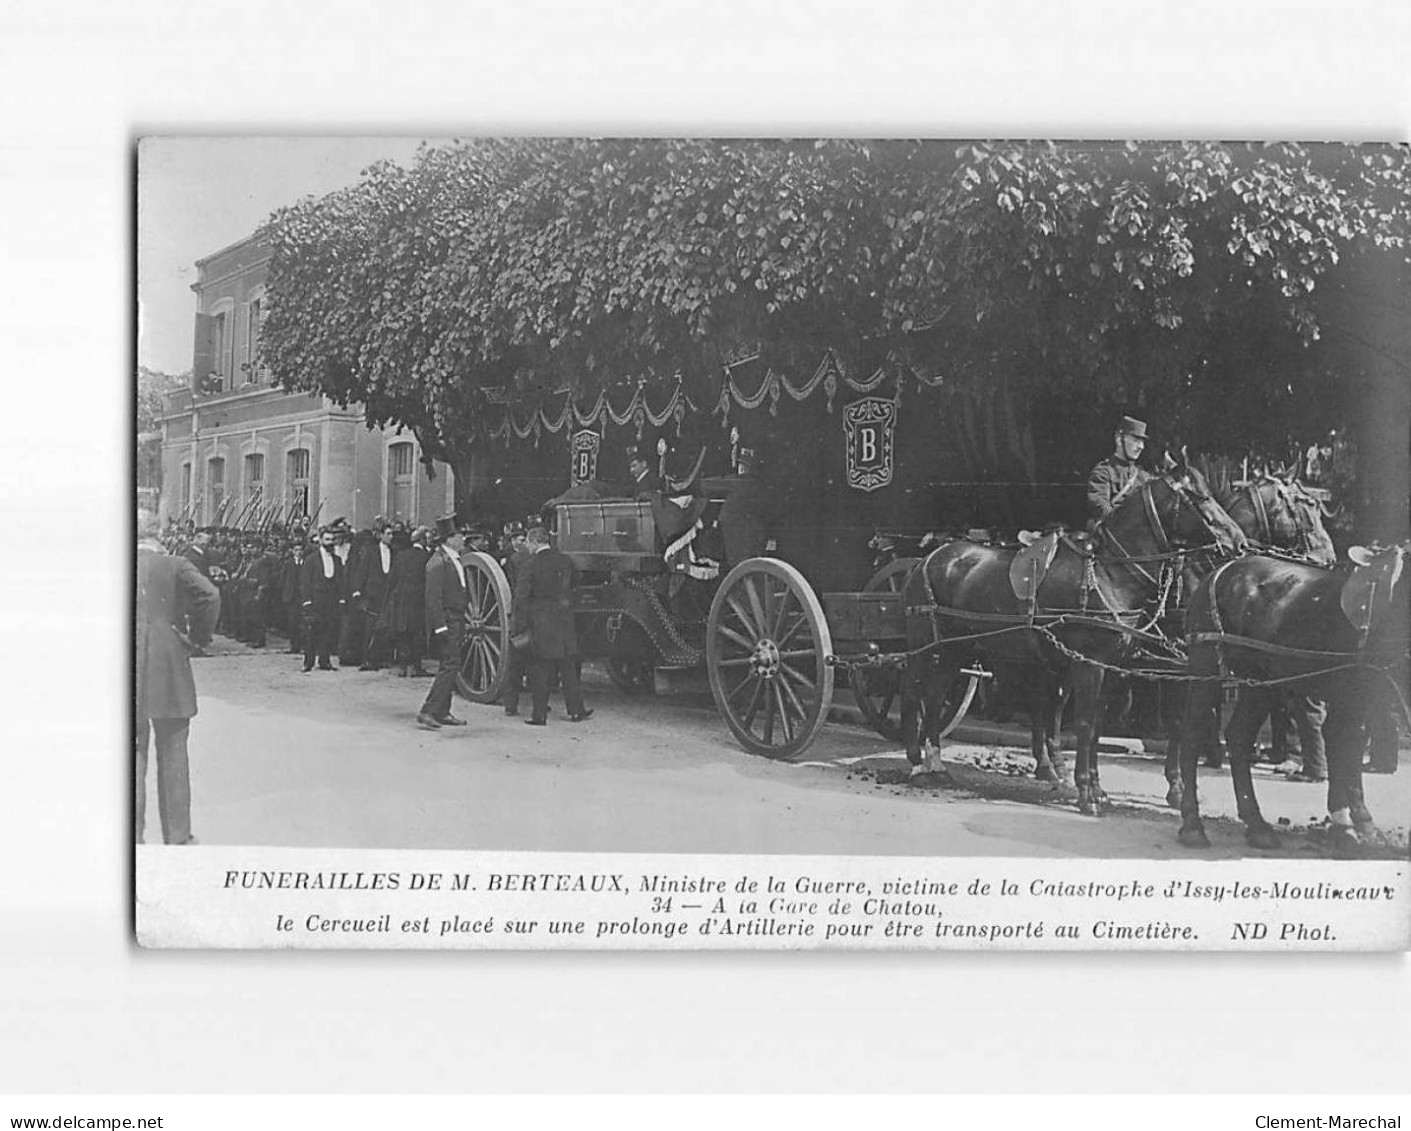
[849,557,921,739]
[455,551,511,703]
[707,557,833,759]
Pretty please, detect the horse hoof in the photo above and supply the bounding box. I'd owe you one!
[1246,827,1281,851]
[1350,808,1374,831]
[1077,798,1096,817]
[1326,825,1363,858]
[1178,824,1211,849]
[1164,786,1182,810]
[1034,763,1059,783]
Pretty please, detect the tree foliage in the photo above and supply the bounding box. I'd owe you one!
[260,139,1411,473]
[137,365,187,435]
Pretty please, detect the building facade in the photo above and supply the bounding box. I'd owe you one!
[157,232,453,530]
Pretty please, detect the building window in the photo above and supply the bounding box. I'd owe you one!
[387,441,415,520]
[212,312,228,385]
[245,452,265,505]
[244,298,262,384]
[181,463,192,515]
[207,457,225,520]
[287,448,311,516]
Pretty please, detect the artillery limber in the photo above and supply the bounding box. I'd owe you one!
[448,493,983,759]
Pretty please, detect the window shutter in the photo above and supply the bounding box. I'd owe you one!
[192,313,214,388]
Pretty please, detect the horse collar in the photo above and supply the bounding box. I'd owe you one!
[1142,483,1172,553]
[1248,483,1272,544]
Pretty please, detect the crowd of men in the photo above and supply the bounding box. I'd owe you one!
[161,514,500,675]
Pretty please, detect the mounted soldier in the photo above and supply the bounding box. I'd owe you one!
[1087,415,1153,527]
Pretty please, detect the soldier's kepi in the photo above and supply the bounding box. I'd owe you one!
[1086,414,1153,525]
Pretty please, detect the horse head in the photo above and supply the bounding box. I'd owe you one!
[1270,477,1336,565]
[1156,460,1248,554]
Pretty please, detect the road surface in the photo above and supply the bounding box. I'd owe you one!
[142,641,1410,859]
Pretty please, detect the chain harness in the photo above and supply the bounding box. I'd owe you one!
[831,479,1408,704]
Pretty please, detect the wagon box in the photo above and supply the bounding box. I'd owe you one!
[821,590,907,646]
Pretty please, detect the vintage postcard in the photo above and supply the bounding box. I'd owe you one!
[134,137,1410,950]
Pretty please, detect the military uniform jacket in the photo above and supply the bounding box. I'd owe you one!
[137,546,220,720]
[384,544,430,634]
[423,546,469,637]
[512,547,579,659]
[1086,457,1153,521]
[299,549,347,616]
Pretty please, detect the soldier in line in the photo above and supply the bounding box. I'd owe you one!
[1086,415,1153,525]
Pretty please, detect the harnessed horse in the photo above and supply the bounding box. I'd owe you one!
[1160,474,1336,801]
[1177,541,1409,852]
[900,463,1246,815]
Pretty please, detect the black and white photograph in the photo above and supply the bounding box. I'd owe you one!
[134,136,1409,951]
[8,0,1411,1114]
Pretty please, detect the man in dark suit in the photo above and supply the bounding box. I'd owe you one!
[352,519,395,670]
[298,526,346,671]
[137,509,220,845]
[384,523,430,677]
[418,515,470,730]
[280,539,306,654]
[513,524,591,726]
[182,528,213,579]
[627,445,661,499]
[500,520,533,715]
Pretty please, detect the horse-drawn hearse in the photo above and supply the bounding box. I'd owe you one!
[450,461,1407,851]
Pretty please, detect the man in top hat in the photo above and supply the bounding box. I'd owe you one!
[417,515,470,730]
[719,446,776,566]
[298,525,347,671]
[627,445,661,500]
[1087,415,1153,524]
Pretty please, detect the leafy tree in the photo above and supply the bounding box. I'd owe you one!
[137,365,188,435]
[260,139,1410,532]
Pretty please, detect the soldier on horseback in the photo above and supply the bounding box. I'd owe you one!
[1087,416,1153,526]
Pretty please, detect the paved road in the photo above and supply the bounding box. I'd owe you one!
[146,641,1410,859]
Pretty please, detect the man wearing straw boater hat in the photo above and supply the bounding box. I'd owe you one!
[416,515,471,731]
[1086,414,1153,524]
